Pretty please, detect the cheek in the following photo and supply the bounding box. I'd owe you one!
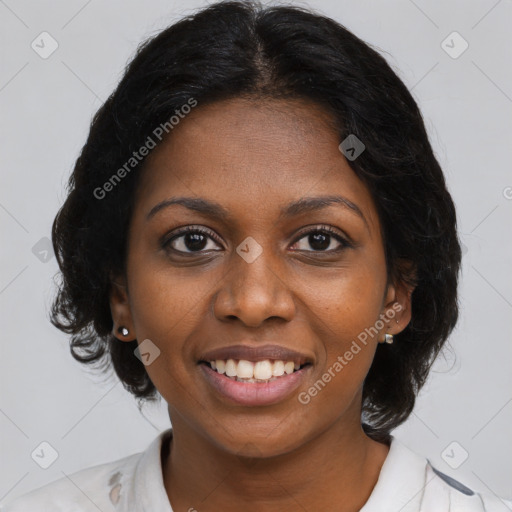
[124,263,206,377]
[126,237,219,340]
[296,260,386,394]
[299,287,381,417]
[299,257,387,342]
[125,274,203,409]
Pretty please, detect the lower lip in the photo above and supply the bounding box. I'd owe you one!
[199,363,311,406]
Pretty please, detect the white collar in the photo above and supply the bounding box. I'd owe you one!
[360,435,432,511]
[117,430,439,512]
[117,428,173,511]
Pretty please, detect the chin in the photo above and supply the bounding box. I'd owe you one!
[205,415,312,460]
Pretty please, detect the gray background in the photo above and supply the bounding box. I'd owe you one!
[1,0,511,504]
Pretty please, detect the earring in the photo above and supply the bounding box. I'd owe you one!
[384,333,394,344]
[117,326,129,337]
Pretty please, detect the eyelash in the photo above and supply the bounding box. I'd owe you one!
[162,224,352,255]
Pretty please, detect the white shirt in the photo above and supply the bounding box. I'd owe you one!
[1,428,510,511]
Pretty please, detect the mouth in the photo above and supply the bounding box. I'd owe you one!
[197,344,314,406]
[198,346,313,407]
[199,359,312,383]
[199,359,311,384]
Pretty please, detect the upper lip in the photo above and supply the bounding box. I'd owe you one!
[199,344,314,366]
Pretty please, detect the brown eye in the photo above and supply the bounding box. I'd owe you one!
[164,227,222,254]
[291,226,350,253]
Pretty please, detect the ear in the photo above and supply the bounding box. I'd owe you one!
[380,260,417,341]
[109,271,136,342]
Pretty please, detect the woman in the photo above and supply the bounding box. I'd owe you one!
[2,1,509,510]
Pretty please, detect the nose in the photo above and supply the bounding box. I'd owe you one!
[212,248,296,328]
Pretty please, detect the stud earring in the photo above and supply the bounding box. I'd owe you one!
[117,326,129,337]
[384,333,394,344]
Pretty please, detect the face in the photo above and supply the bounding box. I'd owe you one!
[110,97,412,457]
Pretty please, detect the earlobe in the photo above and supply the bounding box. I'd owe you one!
[116,325,131,338]
[109,272,136,341]
[385,279,415,335]
[380,265,417,343]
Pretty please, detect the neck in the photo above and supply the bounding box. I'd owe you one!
[162,414,390,512]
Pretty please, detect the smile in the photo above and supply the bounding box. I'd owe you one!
[207,358,306,382]
[199,359,312,406]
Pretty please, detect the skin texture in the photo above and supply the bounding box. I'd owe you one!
[109,97,415,511]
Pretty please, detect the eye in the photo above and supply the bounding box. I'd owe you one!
[163,226,222,254]
[291,225,351,253]
[162,224,351,256]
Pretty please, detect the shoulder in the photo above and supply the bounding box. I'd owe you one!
[0,449,142,512]
[363,436,512,512]
[423,462,512,512]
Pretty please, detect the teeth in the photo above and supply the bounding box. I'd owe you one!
[254,360,273,380]
[208,358,303,381]
[225,359,237,377]
[284,361,295,374]
[237,359,254,379]
[215,360,225,374]
[272,360,285,377]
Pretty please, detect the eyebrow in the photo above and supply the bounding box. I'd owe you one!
[146,195,369,231]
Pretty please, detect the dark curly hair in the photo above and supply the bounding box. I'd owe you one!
[50,0,462,442]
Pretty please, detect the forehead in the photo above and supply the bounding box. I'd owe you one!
[135,97,380,233]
